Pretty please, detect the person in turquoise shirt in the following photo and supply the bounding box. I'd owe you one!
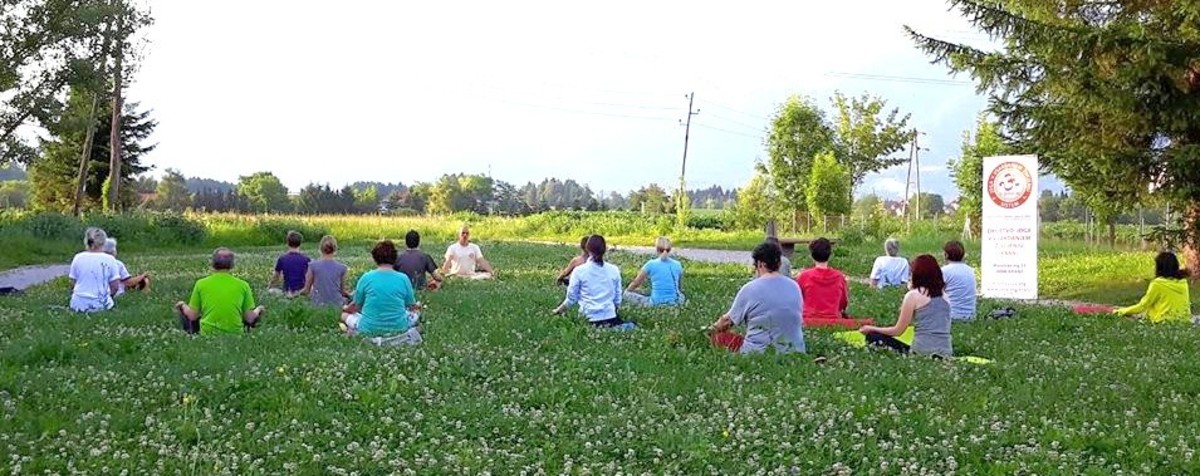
[624,236,685,306]
[340,240,421,342]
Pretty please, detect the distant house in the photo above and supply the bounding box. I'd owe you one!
[138,192,157,205]
[882,200,907,216]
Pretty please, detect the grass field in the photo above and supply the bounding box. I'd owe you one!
[2,242,1199,473]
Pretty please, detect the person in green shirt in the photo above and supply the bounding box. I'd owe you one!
[175,248,266,335]
[1114,252,1193,323]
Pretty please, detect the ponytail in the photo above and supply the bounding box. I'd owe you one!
[586,235,608,266]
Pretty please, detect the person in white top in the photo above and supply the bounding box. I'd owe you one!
[441,225,496,279]
[870,238,911,289]
[101,238,151,296]
[68,228,121,313]
[552,235,633,329]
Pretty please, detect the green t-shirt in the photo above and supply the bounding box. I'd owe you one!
[189,272,256,335]
[353,269,416,335]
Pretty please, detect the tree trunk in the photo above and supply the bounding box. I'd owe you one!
[106,34,124,212]
[1184,203,1200,278]
[72,95,100,216]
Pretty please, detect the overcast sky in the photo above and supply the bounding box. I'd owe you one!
[129,0,1049,200]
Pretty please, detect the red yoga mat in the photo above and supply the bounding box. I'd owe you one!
[804,317,874,329]
[1072,304,1115,315]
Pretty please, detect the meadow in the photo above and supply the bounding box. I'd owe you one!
[2,242,1199,473]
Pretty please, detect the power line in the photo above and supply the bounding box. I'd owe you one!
[469,93,678,121]
[696,99,773,122]
[825,72,971,86]
[701,111,766,134]
[694,123,762,140]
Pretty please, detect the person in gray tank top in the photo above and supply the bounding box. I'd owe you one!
[857,254,953,357]
[304,235,350,307]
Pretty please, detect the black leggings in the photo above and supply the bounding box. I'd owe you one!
[865,332,910,353]
[589,316,628,328]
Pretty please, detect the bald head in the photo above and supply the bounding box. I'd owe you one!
[211,248,235,271]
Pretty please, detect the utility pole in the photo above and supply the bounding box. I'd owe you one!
[902,129,927,223]
[677,92,700,225]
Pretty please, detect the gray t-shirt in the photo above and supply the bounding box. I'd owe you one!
[396,249,438,289]
[728,275,806,354]
[912,296,953,356]
[941,262,977,320]
[308,259,348,307]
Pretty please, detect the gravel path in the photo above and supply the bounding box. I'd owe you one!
[0,264,69,291]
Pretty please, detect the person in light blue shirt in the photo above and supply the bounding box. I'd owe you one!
[341,240,422,344]
[625,236,685,307]
[941,240,978,321]
[553,235,633,329]
[870,238,910,288]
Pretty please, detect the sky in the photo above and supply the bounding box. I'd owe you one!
[129,0,1059,200]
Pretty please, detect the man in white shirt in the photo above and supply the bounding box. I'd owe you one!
[870,238,910,288]
[441,225,496,279]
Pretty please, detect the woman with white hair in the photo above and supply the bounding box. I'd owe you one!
[69,227,121,312]
[870,238,910,288]
[624,236,685,307]
[101,238,151,296]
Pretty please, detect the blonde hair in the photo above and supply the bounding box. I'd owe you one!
[319,235,338,255]
[655,236,672,257]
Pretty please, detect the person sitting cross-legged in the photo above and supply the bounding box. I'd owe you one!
[709,241,806,354]
[858,254,953,357]
[1114,251,1193,323]
[870,238,910,289]
[269,230,311,297]
[556,235,591,286]
[303,235,350,307]
[796,237,849,320]
[941,240,978,321]
[442,225,496,280]
[341,240,423,345]
[69,227,121,313]
[624,236,685,307]
[396,230,444,291]
[102,238,151,296]
[175,248,265,335]
[552,235,634,329]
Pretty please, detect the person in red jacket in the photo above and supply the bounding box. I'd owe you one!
[796,237,849,320]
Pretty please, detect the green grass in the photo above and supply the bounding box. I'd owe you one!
[2,243,1200,473]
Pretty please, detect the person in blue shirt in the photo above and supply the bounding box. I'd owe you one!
[624,236,685,306]
[870,238,910,288]
[340,240,423,345]
[552,235,634,329]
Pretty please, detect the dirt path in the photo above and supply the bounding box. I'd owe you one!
[0,264,69,291]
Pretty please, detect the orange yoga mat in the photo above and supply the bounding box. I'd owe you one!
[804,317,874,329]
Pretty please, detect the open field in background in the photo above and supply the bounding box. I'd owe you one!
[2,211,1194,310]
[3,242,1200,473]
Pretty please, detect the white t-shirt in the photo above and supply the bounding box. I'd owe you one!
[941,262,978,320]
[69,251,120,312]
[445,242,484,276]
[870,256,910,288]
[113,259,132,296]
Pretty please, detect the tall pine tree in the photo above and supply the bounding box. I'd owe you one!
[909,0,1200,272]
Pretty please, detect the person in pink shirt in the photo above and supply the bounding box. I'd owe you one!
[796,237,849,320]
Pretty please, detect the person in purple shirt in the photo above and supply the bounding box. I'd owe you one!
[269,230,311,297]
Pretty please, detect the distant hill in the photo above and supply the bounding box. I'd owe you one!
[0,164,27,181]
[186,177,235,194]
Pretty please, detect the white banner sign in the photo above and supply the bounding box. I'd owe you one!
[981,155,1039,300]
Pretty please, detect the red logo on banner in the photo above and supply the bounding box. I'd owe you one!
[987,161,1033,209]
